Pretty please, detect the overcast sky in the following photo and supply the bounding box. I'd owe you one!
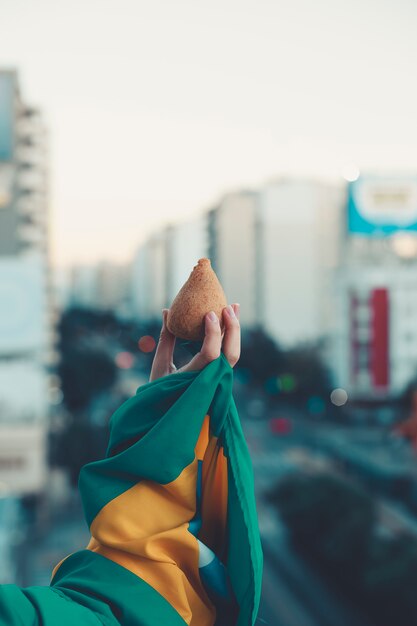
[2,0,417,268]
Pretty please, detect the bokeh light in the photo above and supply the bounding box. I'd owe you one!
[138,335,156,353]
[115,351,134,369]
[279,374,297,393]
[269,417,292,435]
[391,233,417,259]
[307,396,326,415]
[330,388,348,406]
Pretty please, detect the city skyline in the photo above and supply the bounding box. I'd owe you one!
[2,0,417,268]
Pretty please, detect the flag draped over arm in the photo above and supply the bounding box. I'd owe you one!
[0,351,263,626]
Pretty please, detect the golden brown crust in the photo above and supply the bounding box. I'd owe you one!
[166,258,228,340]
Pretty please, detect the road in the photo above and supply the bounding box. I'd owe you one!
[240,403,377,626]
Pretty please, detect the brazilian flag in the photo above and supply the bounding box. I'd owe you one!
[0,351,263,625]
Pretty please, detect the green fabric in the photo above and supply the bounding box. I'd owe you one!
[0,580,106,625]
[51,549,188,626]
[224,395,263,626]
[0,351,263,625]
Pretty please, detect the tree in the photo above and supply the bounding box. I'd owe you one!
[238,327,286,387]
[58,347,116,411]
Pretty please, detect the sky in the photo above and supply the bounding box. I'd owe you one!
[2,0,417,268]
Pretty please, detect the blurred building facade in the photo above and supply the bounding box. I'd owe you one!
[61,169,417,405]
[332,174,417,400]
[0,69,56,495]
[208,191,259,328]
[68,261,132,319]
[131,215,208,322]
[128,180,346,346]
[257,178,346,348]
[131,230,169,322]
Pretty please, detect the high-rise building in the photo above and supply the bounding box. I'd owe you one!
[131,215,208,324]
[0,70,55,494]
[208,191,259,328]
[165,214,208,305]
[331,174,417,400]
[68,261,132,318]
[257,178,346,348]
[205,180,346,346]
[131,230,168,323]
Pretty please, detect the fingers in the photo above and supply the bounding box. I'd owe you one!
[176,310,222,373]
[150,303,241,379]
[221,303,241,367]
[149,309,177,381]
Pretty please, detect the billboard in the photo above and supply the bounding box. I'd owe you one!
[0,255,47,354]
[0,73,15,162]
[348,175,417,236]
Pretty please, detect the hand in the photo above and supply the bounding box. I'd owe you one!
[149,304,240,382]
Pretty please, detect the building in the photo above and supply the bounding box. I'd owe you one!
[165,214,208,305]
[68,261,132,318]
[130,229,168,323]
[257,177,346,348]
[131,215,208,323]
[0,70,55,495]
[129,180,346,347]
[67,264,99,310]
[331,174,417,400]
[208,191,259,328]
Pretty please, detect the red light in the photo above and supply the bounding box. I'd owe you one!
[138,335,156,353]
[269,417,292,435]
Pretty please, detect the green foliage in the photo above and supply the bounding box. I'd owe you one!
[57,307,119,350]
[283,345,333,400]
[58,346,116,411]
[56,421,109,487]
[270,473,417,625]
[238,328,286,386]
[238,328,332,404]
[363,534,417,624]
[269,474,374,577]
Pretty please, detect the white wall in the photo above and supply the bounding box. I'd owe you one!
[258,179,344,348]
[215,191,258,326]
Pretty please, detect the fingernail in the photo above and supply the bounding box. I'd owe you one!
[227,304,236,318]
[208,310,217,322]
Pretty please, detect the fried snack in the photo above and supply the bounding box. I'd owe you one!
[166,258,228,341]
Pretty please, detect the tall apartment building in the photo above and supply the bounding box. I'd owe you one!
[68,261,132,318]
[131,215,208,323]
[331,174,417,400]
[165,214,208,306]
[208,191,259,328]
[255,178,346,348]
[205,180,346,346]
[0,70,55,495]
[131,230,169,322]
